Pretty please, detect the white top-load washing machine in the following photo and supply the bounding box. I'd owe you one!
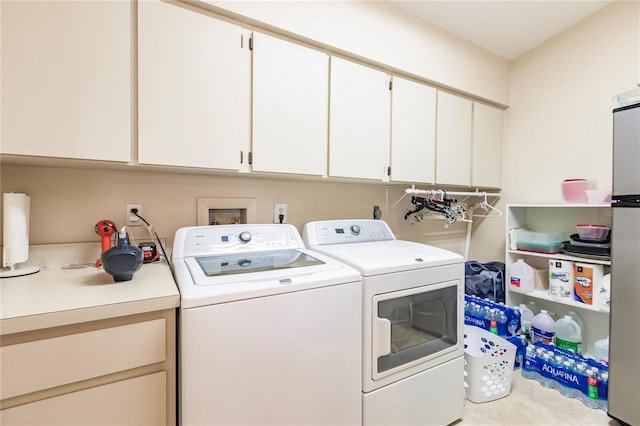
[172,224,362,426]
[303,219,465,426]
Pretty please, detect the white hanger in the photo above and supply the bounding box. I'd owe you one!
[472,192,502,218]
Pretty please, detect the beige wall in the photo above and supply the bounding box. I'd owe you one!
[0,165,470,256]
[470,0,640,262]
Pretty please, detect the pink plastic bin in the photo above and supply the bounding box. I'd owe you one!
[561,179,594,203]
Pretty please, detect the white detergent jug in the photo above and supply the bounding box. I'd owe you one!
[555,315,583,353]
[531,309,555,345]
[509,259,534,294]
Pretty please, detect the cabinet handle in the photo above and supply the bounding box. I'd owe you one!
[240,151,244,164]
[248,152,253,165]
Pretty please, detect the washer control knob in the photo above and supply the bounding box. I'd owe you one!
[350,225,361,235]
[239,231,252,243]
[238,259,251,267]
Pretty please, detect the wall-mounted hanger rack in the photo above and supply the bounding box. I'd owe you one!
[394,185,502,261]
[404,186,501,200]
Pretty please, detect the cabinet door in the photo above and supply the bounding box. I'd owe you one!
[0,372,166,426]
[252,33,329,176]
[472,103,503,188]
[138,0,250,171]
[390,77,437,184]
[436,92,472,186]
[329,57,391,181]
[1,1,131,162]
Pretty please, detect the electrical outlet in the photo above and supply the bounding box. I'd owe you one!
[126,203,142,226]
[273,203,287,224]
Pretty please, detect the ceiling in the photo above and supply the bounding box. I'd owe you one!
[387,0,614,60]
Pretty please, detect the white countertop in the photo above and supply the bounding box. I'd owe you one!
[1,243,180,335]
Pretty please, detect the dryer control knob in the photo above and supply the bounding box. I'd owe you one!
[239,231,252,243]
[350,225,361,235]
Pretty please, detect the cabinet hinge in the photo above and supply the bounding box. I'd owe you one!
[249,36,253,51]
[240,150,244,164]
[248,152,253,165]
[387,166,391,176]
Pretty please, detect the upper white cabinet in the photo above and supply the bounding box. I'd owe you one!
[435,91,472,186]
[138,0,251,171]
[251,33,329,176]
[389,77,437,184]
[472,102,503,188]
[329,57,391,181]
[1,1,131,162]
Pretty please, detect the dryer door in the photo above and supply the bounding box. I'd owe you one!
[371,280,459,380]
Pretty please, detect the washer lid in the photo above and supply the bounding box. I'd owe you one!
[173,249,361,308]
[190,249,325,283]
[309,240,464,276]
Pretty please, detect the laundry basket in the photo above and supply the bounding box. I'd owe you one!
[463,325,516,403]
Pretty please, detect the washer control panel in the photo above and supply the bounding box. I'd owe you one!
[176,224,303,258]
[303,220,394,246]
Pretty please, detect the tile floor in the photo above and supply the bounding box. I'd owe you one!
[455,370,621,425]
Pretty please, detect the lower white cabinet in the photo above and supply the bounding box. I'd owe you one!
[0,311,176,426]
[1,373,166,426]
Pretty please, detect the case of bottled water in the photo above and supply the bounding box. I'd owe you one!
[464,295,521,338]
[521,341,608,410]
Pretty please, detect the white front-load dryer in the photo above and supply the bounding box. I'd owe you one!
[303,219,465,426]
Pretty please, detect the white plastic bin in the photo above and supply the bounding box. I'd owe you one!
[463,325,516,403]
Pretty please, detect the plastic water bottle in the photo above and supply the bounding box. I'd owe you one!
[489,309,498,334]
[498,309,509,336]
[509,259,535,293]
[584,369,600,408]
[508,306,521,337]
[519,303,534,338]
[598,372,608,410]
[559,360,576,398]
[539,353,555,388]
[521,344,539,380]
[555,315,583,353]
[514,335,527,369]
[531,310,556,345]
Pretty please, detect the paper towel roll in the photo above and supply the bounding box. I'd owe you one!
[3,192,31,267]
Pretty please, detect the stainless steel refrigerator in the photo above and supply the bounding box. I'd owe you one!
[608,100,640,426]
